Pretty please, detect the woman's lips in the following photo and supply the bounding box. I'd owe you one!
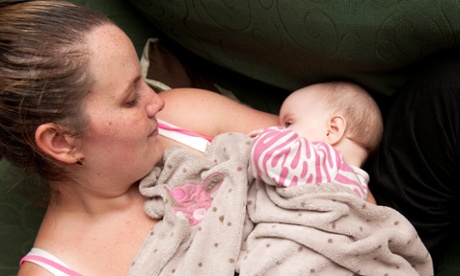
[148,126,158,138]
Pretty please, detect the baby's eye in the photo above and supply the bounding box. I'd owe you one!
[283,121,292,128]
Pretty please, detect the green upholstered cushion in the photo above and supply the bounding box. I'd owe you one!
[0,159,46,275]
[128,0,460,96]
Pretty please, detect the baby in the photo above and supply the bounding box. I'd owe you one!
[249,81,383,202]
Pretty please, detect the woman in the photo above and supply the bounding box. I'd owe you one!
[0,1,277,274]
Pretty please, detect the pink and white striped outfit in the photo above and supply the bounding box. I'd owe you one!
[250,126,368,200]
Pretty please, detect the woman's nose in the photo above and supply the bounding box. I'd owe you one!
[146,87,165,118]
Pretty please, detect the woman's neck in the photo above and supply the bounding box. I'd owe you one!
[47,180,144,217]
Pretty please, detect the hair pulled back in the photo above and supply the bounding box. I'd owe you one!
[0,0,113,182]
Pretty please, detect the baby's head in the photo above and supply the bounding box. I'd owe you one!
[279,81,383,155]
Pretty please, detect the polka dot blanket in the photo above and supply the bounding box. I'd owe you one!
[129,132,433,276]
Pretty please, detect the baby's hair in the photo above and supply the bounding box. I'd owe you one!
[319,81,383,154]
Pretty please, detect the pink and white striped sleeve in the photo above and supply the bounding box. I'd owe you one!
[249,126,367,199]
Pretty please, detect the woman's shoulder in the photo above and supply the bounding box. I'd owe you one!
[18,262,57,276]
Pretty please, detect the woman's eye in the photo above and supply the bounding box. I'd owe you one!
[125,93,141,107]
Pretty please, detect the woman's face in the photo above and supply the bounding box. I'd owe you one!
[79,24,164,188]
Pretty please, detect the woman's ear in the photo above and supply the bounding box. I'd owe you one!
[35,123,79,164]
[325,115,347,145]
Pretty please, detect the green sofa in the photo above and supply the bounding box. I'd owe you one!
[1,0,460,274]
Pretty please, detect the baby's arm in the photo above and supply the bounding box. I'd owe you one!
[250,126,310,187]
[250,127,369,200]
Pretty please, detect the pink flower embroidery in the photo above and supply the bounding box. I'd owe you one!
[169,173,224,226]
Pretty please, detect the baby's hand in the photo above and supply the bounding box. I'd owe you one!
[247,128,264,138]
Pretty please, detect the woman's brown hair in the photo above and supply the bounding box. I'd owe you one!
[0,0,113,197]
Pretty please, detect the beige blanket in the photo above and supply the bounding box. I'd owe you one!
[129,133,433,276]
[129,133,252,276]
[238,180,433,275]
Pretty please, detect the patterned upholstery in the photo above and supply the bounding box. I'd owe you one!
[128,0,460,96]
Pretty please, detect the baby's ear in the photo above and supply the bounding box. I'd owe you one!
[35,123,80,164]
[325,115,346,145]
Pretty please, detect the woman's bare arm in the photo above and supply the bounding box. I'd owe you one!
[158,88,279,137]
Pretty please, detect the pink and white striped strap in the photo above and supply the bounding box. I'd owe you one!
[157,119,212,153]
[20,254,83,276]
[157,121,212,142]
